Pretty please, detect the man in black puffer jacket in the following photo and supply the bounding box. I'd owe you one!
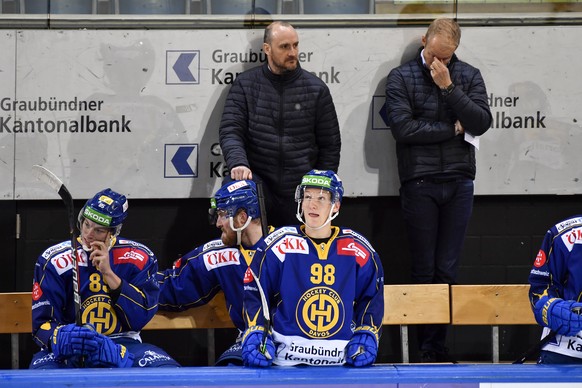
[219,21,341,228]
[385,18,492,363]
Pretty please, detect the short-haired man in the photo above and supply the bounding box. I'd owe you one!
[157,180,266,365]
[385,18,492,362]
[219,21,341,228]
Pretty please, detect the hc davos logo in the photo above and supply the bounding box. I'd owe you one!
[166,50,200,85]
[296,286,345,339]
[164,144,198,178]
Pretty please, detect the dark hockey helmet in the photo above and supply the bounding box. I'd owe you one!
[209,180,260,223]
[295,169,344,204]
[79,188,128,234]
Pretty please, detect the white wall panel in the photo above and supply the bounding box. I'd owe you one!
[1,27,580,199]
[0,31,16,199]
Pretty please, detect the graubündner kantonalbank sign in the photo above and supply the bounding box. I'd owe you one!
[1,27,580,200]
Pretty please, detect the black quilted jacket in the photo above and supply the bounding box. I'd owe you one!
[219,62,341,197]
[385,49,492,184]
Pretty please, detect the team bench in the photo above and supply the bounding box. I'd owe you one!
[0,284,536,369]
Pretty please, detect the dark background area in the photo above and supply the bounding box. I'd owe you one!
[1,194,579,367]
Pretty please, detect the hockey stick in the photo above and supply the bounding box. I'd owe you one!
[513,330,555,364]
[249,267,271,360]
[256,181,269,237]
[32,165,83,327]
[254,181,271,359]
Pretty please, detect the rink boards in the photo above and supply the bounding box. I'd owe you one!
[1,364,582,387]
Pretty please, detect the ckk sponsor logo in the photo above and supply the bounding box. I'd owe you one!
[336,238,370,267]
[203,248,240,271]
[51,250,88,275]
[113,248,147,270]
[561,227,582,252]
[272,236,309,262]
[534,249,547,268]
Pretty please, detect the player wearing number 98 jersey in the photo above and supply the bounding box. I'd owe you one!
[242,170,384,367]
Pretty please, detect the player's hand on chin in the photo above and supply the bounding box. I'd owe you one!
[89,241,109,273]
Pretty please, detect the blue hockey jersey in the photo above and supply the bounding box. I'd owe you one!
[157,238,262,333]
[244,225,384,366]
[529,215,582,359]
[32,237,160,350]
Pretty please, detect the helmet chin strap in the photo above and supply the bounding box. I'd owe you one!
[296,201,339,231]
[229,216,252,245]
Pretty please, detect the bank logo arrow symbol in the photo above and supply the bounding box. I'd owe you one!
[171,146,195,175]
[164,144,198,178]
[173,53,197,82]
[166,50,200,85]
[379,101,389,127]
[371,95,390,130]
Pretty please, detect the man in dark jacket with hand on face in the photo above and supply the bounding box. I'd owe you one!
[385,17,492,363]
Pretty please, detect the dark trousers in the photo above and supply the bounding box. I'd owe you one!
[399,177,474,353]
[263,189,298,228]
[539,350,582,364]
[223,174,298,229]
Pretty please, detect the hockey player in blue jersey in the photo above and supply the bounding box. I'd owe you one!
[241,170,385,367]
[156,179,266,365]
[529,215,582,364]
[30,188,180,369]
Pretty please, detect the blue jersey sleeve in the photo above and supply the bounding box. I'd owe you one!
[529,227,562,309]
[107,239,160,332]
[528,218,582,311]
[353,238,385,335]
[31,242,73,349]
[32,237,162,349]
[157,244,220,311]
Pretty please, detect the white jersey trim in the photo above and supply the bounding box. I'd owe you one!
[272,330,347,366]
[541,326,582,359]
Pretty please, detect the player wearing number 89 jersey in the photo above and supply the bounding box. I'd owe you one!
[242,170,384,367]
[30,188,179,369]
